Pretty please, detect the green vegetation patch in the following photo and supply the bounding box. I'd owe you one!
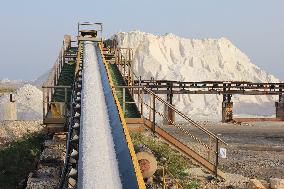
[0,132,45,189]
[131,132,190,178]
[131,132,200,189]
[187,180,201,189]
[131,132,200,188]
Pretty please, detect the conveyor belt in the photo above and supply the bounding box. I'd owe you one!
[70,42,145,189]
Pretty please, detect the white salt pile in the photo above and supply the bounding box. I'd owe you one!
[0,84,42,120]
[114,31,282,120]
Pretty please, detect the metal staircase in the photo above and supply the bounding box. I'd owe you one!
[103,44,228,179]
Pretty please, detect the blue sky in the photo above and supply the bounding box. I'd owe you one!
[0,0,283,80]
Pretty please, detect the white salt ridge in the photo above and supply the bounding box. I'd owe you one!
[0,84,42,120]
[0,79,27,89]
[0,78,26,84]
[77,42,122,189]
[114,31,282,120]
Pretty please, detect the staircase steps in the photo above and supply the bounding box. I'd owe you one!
[108,63,141,118]
[52,62,76,102]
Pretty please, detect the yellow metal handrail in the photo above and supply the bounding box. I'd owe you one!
[98,43,146,189]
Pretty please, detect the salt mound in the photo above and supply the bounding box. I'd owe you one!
[114,31,282,120]
[0,84,42,120]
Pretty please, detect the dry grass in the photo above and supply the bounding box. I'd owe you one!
[0,87,16,93]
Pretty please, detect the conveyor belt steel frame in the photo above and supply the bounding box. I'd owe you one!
[134,80,284,95]
[60,40,145,188]
[59,41,83,188]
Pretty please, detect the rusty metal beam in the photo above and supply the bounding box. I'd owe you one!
[133,80,284,95]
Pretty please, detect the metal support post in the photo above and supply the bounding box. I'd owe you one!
[65,87,67,118]
[165,84,175,124]
[152,95,156,133]
[141,89,144,116]
[47,88,50,112]
[222,94,233,122]
[275,93,284,118]
[43,88,46,120]
[122,87,126,113]
[215,138,219,178]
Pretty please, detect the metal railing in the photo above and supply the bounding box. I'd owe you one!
[42,86,71,122]
[115,85,227,178]
[115,47,135,88]
[43,44,65,87]
[116,86,227,171]
[42,37,75,123]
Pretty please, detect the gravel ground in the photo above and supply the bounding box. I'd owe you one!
[161,121,284,181]
[0,120,43,147]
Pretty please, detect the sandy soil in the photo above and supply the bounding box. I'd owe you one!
[161,121,284,181]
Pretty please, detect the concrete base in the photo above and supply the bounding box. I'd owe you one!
[3,102,17,120]
[275,102,284,118]
[222,102,233,123]
[163,105,175,125]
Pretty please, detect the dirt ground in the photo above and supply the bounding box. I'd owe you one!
[0,120,43,147]
[162,121,284,181]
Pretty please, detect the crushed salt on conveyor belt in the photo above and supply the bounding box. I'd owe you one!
[77,41,122,189]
